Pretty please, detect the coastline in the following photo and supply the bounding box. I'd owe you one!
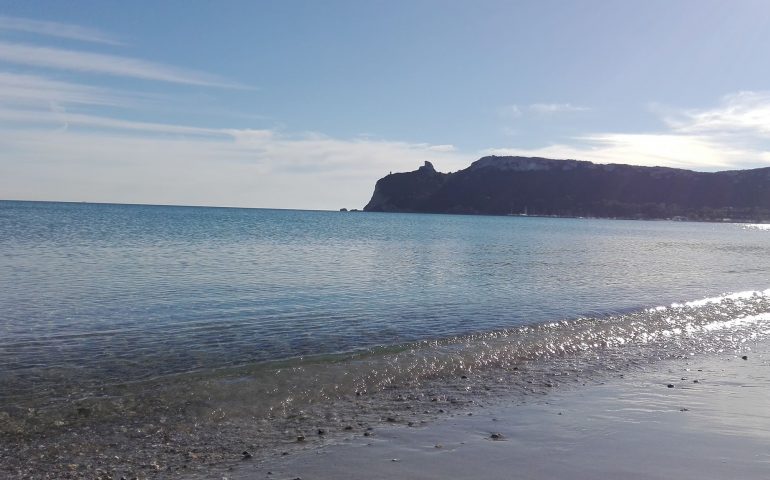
[241,338,770,480]
[2,293,770,479]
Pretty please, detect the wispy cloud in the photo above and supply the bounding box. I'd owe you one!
[662,91,770,137]
[0,107,235,136]
[499,102,589,118]
[0,42,236,87]
[426,144,456,153]
[528,103,589,115]
[0,72,148,108]
[0,15,122,45]
[491,92,770,172]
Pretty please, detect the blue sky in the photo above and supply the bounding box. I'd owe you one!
[1,1,770,209]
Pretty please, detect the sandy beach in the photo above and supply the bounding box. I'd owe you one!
[238,340,770,480]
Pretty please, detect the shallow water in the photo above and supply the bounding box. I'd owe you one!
[1,201,770,424]
[3,201,770,478]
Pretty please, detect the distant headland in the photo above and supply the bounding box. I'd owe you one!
[363,156,770,222]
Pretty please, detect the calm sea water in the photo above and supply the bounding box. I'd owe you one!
[1,200,770,427]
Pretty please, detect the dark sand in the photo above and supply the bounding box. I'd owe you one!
[237,342,770,480]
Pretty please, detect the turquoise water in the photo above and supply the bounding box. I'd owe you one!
[1,200,770,418]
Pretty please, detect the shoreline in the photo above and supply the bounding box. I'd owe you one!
[3,295,770,479]
[241,339,770,479]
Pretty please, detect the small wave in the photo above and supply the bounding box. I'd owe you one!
[740,223,770,231]
[3,289,769,445]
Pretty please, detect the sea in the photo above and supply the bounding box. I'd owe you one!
[1,200,770,447]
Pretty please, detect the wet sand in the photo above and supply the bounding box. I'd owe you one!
[3,339,769,479]
[240,341,770,480]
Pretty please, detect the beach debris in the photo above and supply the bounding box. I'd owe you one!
[344,425,353,430]
[742,355,748,360]
[241,451,252,460]
[296,435,305,442]
[680,408,689,412]
[693,379,700,383]
[667,384,674,388]
[386,417,396,422]
[317,428,325,435]
[435,444,443,448]
[490,433,505,440]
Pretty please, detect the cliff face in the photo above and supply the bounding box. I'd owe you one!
[364,161,449,212]
[363,156,770,221]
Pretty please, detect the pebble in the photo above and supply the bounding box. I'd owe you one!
[742,355,748,360]
[317,429,325,435]
[344,426,353,431]
[667,384,674,388]
[296,435,305,442]
[241,451,252,460]
[490,433,504,440]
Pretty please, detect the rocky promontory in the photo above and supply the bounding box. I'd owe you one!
[363,156,770,222]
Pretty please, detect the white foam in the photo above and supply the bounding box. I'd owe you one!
[670,289,770,309]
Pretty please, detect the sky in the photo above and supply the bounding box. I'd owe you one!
[1,0,770,209]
